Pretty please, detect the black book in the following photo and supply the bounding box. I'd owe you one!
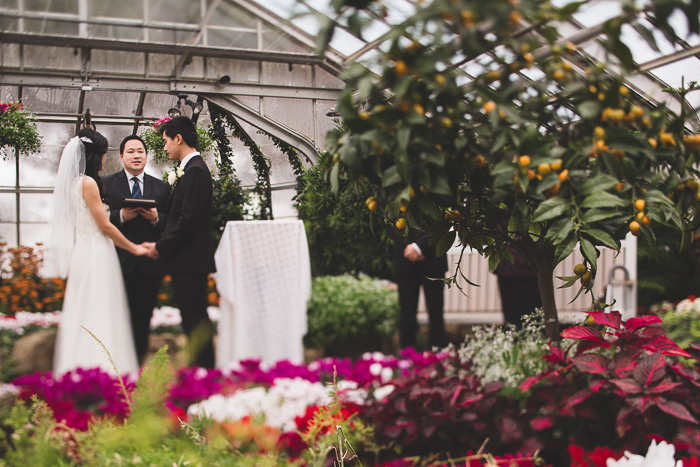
[119,198,158,209]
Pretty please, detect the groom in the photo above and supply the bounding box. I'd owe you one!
[103,135,171,365]
[144,116,216,369]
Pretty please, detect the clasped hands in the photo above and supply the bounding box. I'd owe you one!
[140,242,159,259]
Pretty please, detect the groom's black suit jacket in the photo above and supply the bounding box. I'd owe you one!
[102,170,172,276]
[156,155,216,274]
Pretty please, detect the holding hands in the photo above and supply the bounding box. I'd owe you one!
[142,242,159,259]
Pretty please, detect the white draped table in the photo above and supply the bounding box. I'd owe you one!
[213,220,311,367]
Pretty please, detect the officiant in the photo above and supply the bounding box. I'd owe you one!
[103,135,172,364]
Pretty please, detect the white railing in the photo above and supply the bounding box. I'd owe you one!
[418,235,637,325]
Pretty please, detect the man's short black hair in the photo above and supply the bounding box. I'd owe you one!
[119,134,147,154]
[159,116,198,149]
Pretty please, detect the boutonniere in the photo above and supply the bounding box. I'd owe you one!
[166,166,185,186]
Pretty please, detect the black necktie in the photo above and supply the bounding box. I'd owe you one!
[131,177,142,199]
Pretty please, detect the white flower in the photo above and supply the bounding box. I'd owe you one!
[166,166,185,186]
[373,384,395,401]
[606,440,682,467]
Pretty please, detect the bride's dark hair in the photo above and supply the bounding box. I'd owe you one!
[77,128,109,200]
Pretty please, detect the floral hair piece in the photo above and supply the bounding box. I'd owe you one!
[79,136,93,144]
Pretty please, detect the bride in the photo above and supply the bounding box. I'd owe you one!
[46,129,148,376]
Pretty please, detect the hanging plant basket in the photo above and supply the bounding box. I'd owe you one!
[0,102,42,159]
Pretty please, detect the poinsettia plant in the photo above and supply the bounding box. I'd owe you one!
[520,311,700,459]
[0,102,42,158]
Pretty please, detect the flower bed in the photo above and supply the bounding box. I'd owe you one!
[2,310,700,466]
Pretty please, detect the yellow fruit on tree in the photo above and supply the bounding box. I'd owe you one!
[581,271,592,288]
[629,220,641,236]
[473,154,486,168]
[574,263,587,276]
[483,101,497,113]
[368,201,378,212]
[366,196,375,207]
[395,218,406,229]
[538,162,551,175]
[642,215,651,225]
[634,199,645,211]
[558,169,569,182]
[551,159,562,171]
[435,74,445,86]
[518,155,531,167]
[395,60,408,76]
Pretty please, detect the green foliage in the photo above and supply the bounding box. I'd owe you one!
[211,168,248,245]
[304,275,398,350]
[0,102,42,158]
[454,311,551,394]
[295,150,394,280]
[140,118,214,163]
[651,297,700,350]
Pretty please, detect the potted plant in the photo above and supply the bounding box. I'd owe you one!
[0,102,42,158]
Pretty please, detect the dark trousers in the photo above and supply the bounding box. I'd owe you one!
[497,276,542,327]
[123,270,163,365]
[397,271,446,348]
[171,273,216,368]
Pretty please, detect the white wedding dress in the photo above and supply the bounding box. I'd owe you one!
[53,176,139,376]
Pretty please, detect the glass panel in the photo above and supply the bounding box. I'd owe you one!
[262,62,312,86]
[17,142,58,187]
[262,30,308,53]
[149,0,200,25]
[23,18,79,35]
[264,97,314,137]
[0,156,17,186]
[206,58,259,83]
[0,193,17,222]
[83,90,141,117]
[25,0,77,13]
[92,24,146,41]
[19,192,50,222]
[209,2,256,28]
[20,222,49,247]
[91,0,142,19]
[141,93,179,119]
[23,45,81,70]
[0,85,19,102]
[271,189,298,219]
[21,88,81,114]
[206,28,257,49]
[0,16,18,31]
[0,224,17,246]
[0,0,19,10]
[90,50,146,74]
[148,27,198,44]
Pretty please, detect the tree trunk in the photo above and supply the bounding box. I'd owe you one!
[524,240,560,340]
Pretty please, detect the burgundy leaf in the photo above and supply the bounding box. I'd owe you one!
[530,416,554,430]
[585,310,622,329]
[625,315,663,330]
[543,342,568,363]
[565,388,593,408]
[643,336,691,357]
[609,349,640,377]
[616,406,636,436]
[589,377,607,392]
[656,399,699,424]
[561,326,609,345]
[574,339,613,356]
[670,362,700,388]
[572,354,608,374]
[627,395,658,412]
[610,378,643,395]
[648,378,682,394]
[634,352,666,387]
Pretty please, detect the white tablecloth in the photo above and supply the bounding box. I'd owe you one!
[214,220,311,367]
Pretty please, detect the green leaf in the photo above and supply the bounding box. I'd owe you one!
[580,191,628,209]
[557,274,580,289]
[532,197,569,222]
[577,101,601,120]
[435,230,456,257]
[582,209,621,223]
[580,238,598,271]
[578,174,620,196]
[545,217,574,244]
[584,228,620,250]
[554,231,577,266]
[315,17,335,56]
[330,161,339,193]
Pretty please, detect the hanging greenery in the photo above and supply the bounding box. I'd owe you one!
[140,117,214,163]
[266,132,307,178]
[0,102,42,159]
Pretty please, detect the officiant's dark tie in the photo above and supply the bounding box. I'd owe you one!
[131,177,142,199]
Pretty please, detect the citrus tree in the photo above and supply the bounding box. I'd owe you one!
[317,0,700,338]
